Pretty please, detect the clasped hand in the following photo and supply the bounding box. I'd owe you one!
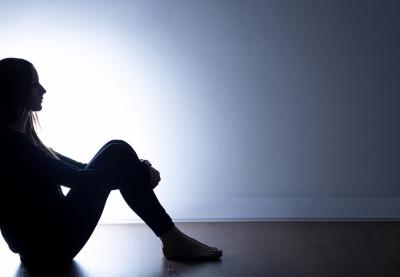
[140,159,161,190]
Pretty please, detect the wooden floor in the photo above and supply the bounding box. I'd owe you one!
[1,221,400,276]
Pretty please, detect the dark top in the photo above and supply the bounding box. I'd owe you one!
[0,126,149,255]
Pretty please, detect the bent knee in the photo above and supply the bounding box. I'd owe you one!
[102,140,139,160]
[106,139,129,147]
[104,140,133,152]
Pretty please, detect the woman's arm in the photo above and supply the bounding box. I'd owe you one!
[50,148,88,169]
[7,135,149,190]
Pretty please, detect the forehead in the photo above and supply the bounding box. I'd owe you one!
[31,66,39,81]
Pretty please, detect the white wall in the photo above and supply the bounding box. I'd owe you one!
[1,0,399,222]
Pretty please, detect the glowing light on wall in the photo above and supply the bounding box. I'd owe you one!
[0,12,186,223]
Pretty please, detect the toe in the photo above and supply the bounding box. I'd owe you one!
[211,251,222,259]
[209,248,222,256]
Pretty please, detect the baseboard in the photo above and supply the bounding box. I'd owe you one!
[97,193,400,224]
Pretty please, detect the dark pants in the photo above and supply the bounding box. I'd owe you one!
[20,140,175,273]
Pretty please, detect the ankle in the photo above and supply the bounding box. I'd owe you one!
[160,225,178,244]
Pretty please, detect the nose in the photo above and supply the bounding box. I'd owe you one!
[40,84,46,95]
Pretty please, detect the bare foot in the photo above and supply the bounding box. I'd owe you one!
[160,225,223,260]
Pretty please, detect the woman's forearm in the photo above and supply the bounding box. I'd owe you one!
[61,162,150,190]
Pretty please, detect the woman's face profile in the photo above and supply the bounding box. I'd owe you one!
[29,66,46,112]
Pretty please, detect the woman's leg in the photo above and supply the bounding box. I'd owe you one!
[62,140,175,259]
[86,141,222,261]
[61,139,220,265]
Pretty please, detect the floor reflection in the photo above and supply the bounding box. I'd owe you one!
[13,260,88,277]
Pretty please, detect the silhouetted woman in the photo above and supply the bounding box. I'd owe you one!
[0,57,222,273]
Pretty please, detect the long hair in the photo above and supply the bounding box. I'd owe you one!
[0,57,60,160]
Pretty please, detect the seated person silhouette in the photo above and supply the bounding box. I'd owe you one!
[0,57,222,273]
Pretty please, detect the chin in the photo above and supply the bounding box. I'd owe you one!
[32,105,42,112]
